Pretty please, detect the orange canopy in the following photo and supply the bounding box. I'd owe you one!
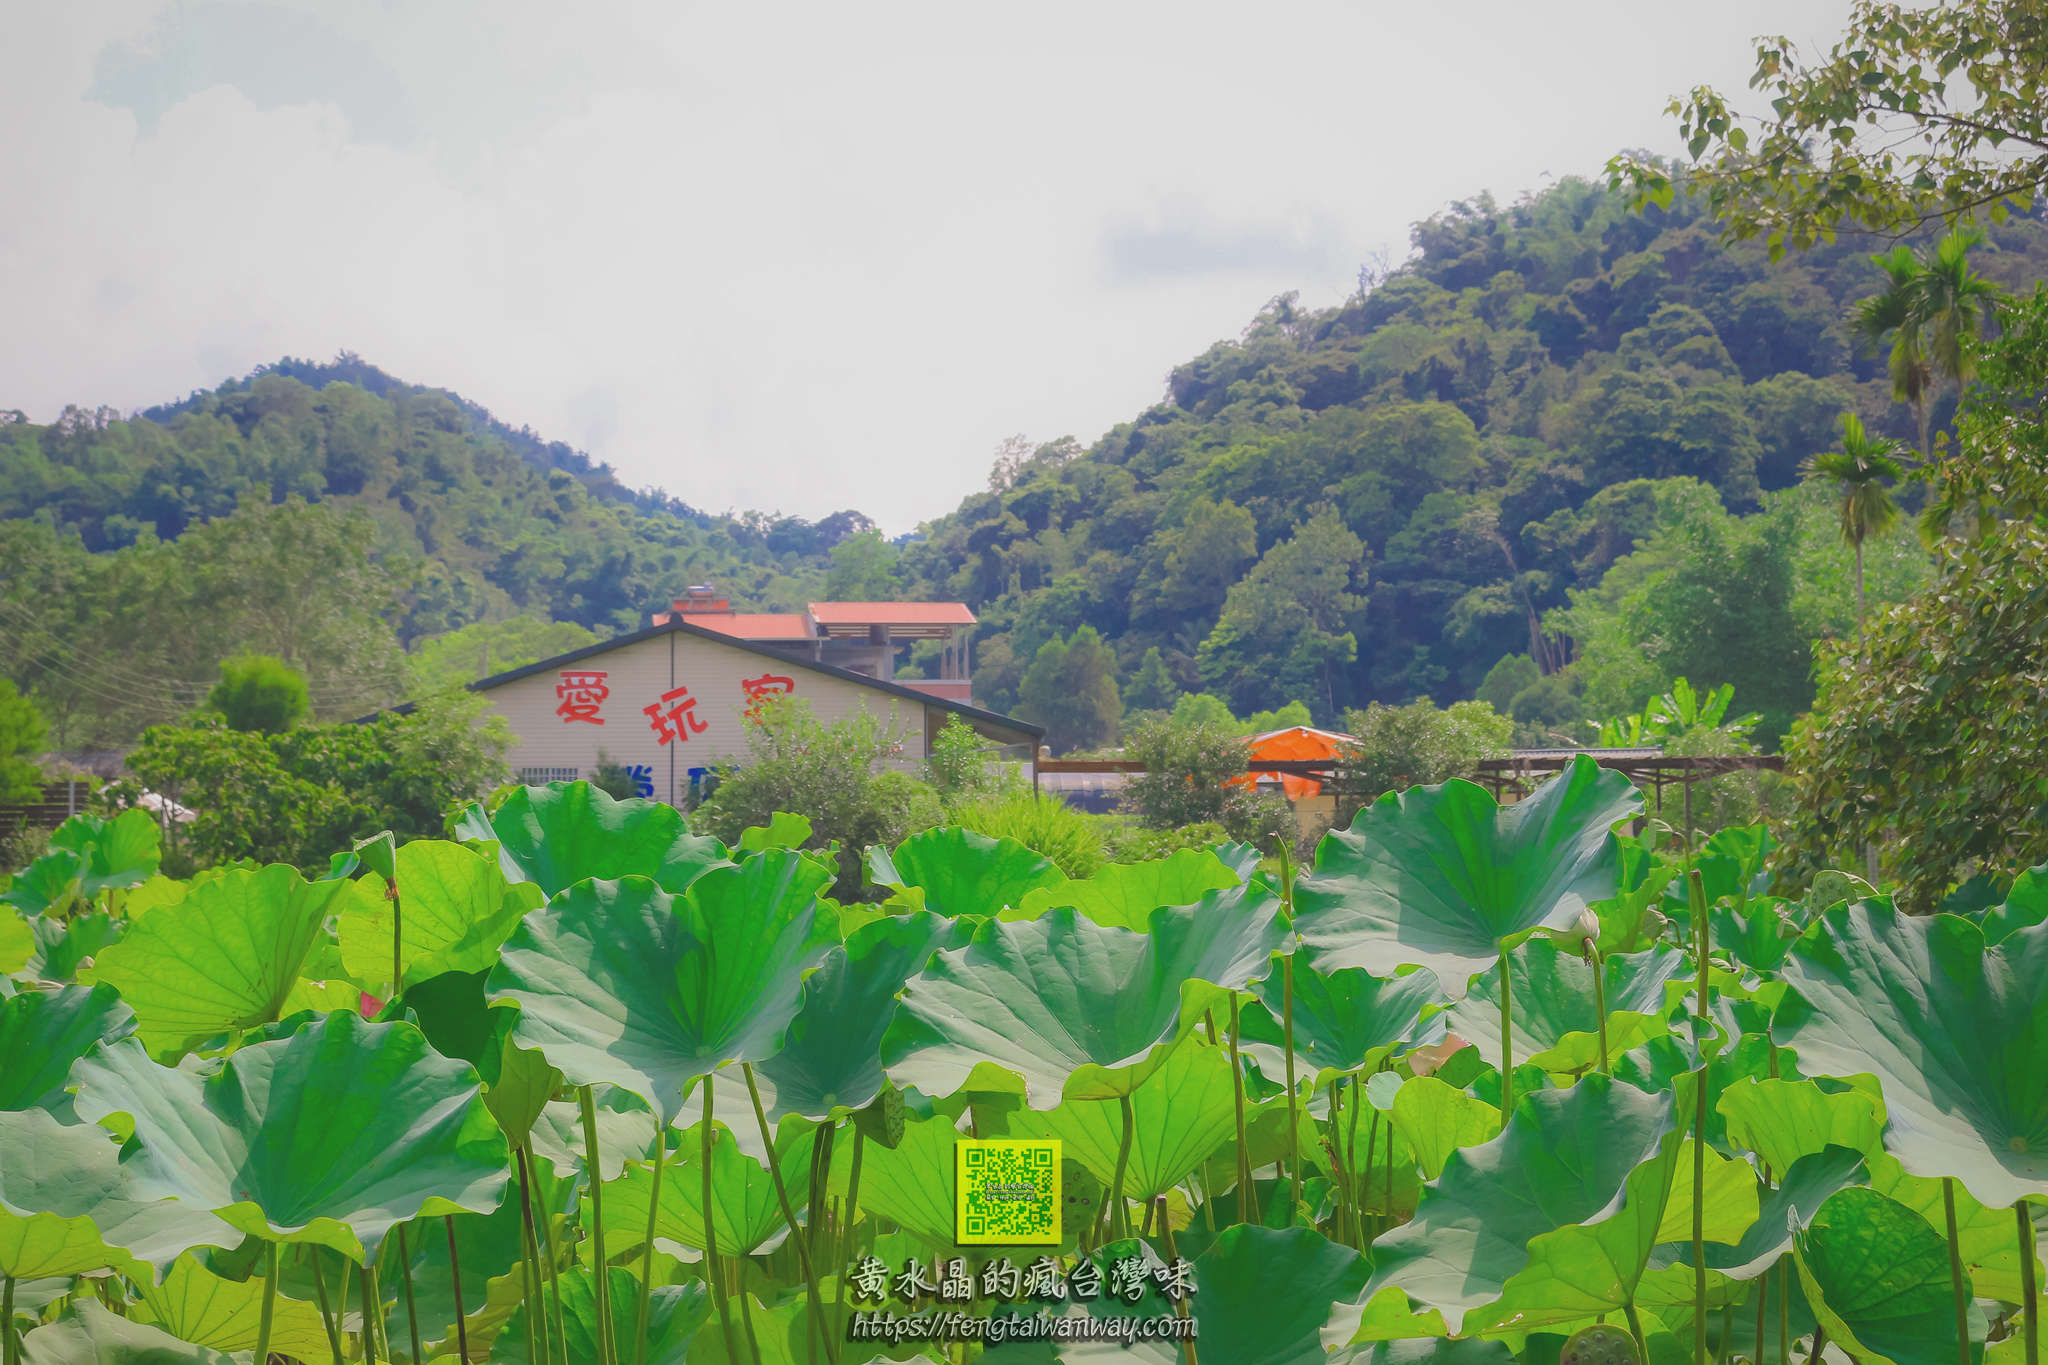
[1231,726,1355,799]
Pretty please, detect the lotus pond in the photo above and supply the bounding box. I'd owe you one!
[0,757,2041,1365]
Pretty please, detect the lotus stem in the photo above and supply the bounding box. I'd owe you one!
[1943,1178,1971,1365]
[1383,1109,1396,1229]
[1347,1073,1364,1229]
[1689,867,1711,1365]
[1156,1196,1199,1365]
[1624,1300,1649,1365]
[744,1063,838,1365]
[1777,1259,1789,1365]
[1591,946,1610,1074]
[739,1281,766,1365]
[704,1077,740,1365]
[1327,1079,1358,1248]
[1282,954,1303,1212]
[1360,1093,1380,1237]
[1754,1257,1768,1365]
[835,1128,865,1345]
[446,1215,471,1363]
[1499,943,1515,1124]
[1227,994,1258,1226]
[634,1121,666,1365]
[362,1263,383,1364]
[1805,1328,1825,1365]
[1106,1092,1137,1242]
[1718,1301,1733,1365]
[578,1086,618,1365]
[516,1147,550,1365]
[255,1243,280,1365]
[3,1274,15,1365]
[309,1246,345,1365]
[389,879,404,999]
[534,1158,569,1365]
[2019,1199,2039,1365]
[396,1225,424,1365]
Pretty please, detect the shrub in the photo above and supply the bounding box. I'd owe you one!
[948,791,1107,878]
[1334,697,1512,820]
[925,716,1016,808]
[588,749,641,802]
[1118,715,1298,849]
[691,697,943,897]
[0,680,48,804]
[206,654,310,734]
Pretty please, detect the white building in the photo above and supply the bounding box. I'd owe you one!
[468,608,1040,805]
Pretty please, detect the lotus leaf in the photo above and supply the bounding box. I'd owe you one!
[865,826,1068,918]
[1776,903,2048,1208]
[1009,848,1245,929]
[79,864,356,1059]
[71,1011,510,1261]
[1794,1185,1985,1365]
[1443,940,1690,1074]
[19,1301,238,1363]
[495,1266,707,1364]
[127,1253,328,1359]
[339,839,544,991]
[0,982,134,1111]
[1239,960,1448,1085]
[603,1120,815,1258]
[487,852,839,1124]
[463,781,732,897]
[1295,756,1640,982]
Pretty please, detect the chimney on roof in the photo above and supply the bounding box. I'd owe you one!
[674,585,732,615]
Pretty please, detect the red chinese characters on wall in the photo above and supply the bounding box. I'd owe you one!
[741,672,796,721]
[554,670,610,724]
[644,685,709,745]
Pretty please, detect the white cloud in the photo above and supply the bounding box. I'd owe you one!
[2,0,1856,532]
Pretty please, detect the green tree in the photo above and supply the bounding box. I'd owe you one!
[1613,0,2048,253]
[1170,693,1238,731]
[1118,714,1292,846]
[1801,414,1907,636]
[410,616,599,690]
[691,697,943,896]
[1476,654,1540,713]
[823,529,901,600]
[1017,626,1122,754]
[1198,506,1364,720]
[1333,697,1512,818]
[1160,499,1258,615]
[1122,646,1181,713]
[1851,229,1996,462]
[0,679,47,804]
[206,654,310,734]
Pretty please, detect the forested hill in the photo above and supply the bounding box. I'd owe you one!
[5,173,2046,755]
[891,177,2048,742]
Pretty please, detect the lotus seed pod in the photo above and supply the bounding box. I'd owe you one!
[1560,1323,1640,1365]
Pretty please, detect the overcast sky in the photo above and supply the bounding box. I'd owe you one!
[4,1,1856,532]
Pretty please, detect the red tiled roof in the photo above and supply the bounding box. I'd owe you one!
[806,602,977,626]
[662,612,811,639]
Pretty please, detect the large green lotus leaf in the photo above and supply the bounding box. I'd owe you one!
[1660,824,1774,919]
[1295,756,1640,982]
[0,982,134,1110]
[992,1039,1236,1201]
[1009,848,1245,929]
[78,864,355,1058]
[1365,1073,1691,1333]
[526,1085,659,1182]
[1775,903,2048,1208]
[20,1300,238,1363]
[1239,961,1448,1085]
[865,826,1068,918]
[48,809,162,898]
[1719,1078,1885,1176]
[0,911,30,973]
[1443,940,1690,1074]
[1972,863,2048,946]
[128,1252,329,1359]
[488,852,839,1124]
[839,1115,959,1248]
[1388,1076,1499,1181]
[0,1109,240,1281]
[1471,1106,1726,1333]
[470,781,732,897]
[748,911,965,1124]
[339,839,545,991]
[23,913,124,984]
[495,1266,707,1365]
[1869,1153,2045,1305]
[71,1012,510,1262]
[1794,1186,1985,1365]
[1,849,84,918]
[1051,1227,1368,1365]
[603,1120,814,1258]
[1668,1145,1870,1283]
[887,887,1283,1108]
[1322,1284,1452,1346]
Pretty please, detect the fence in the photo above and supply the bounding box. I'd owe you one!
[0,780,95,834]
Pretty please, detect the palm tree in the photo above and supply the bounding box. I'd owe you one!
[1802,413,1907,639]
[1851,244,1934,456]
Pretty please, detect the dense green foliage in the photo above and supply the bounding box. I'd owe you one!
[2,768,2041,1365]
[205,653,310,734]
[0,682,46,805]
[1332,697,1513,819]
[898,185,2045,730]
